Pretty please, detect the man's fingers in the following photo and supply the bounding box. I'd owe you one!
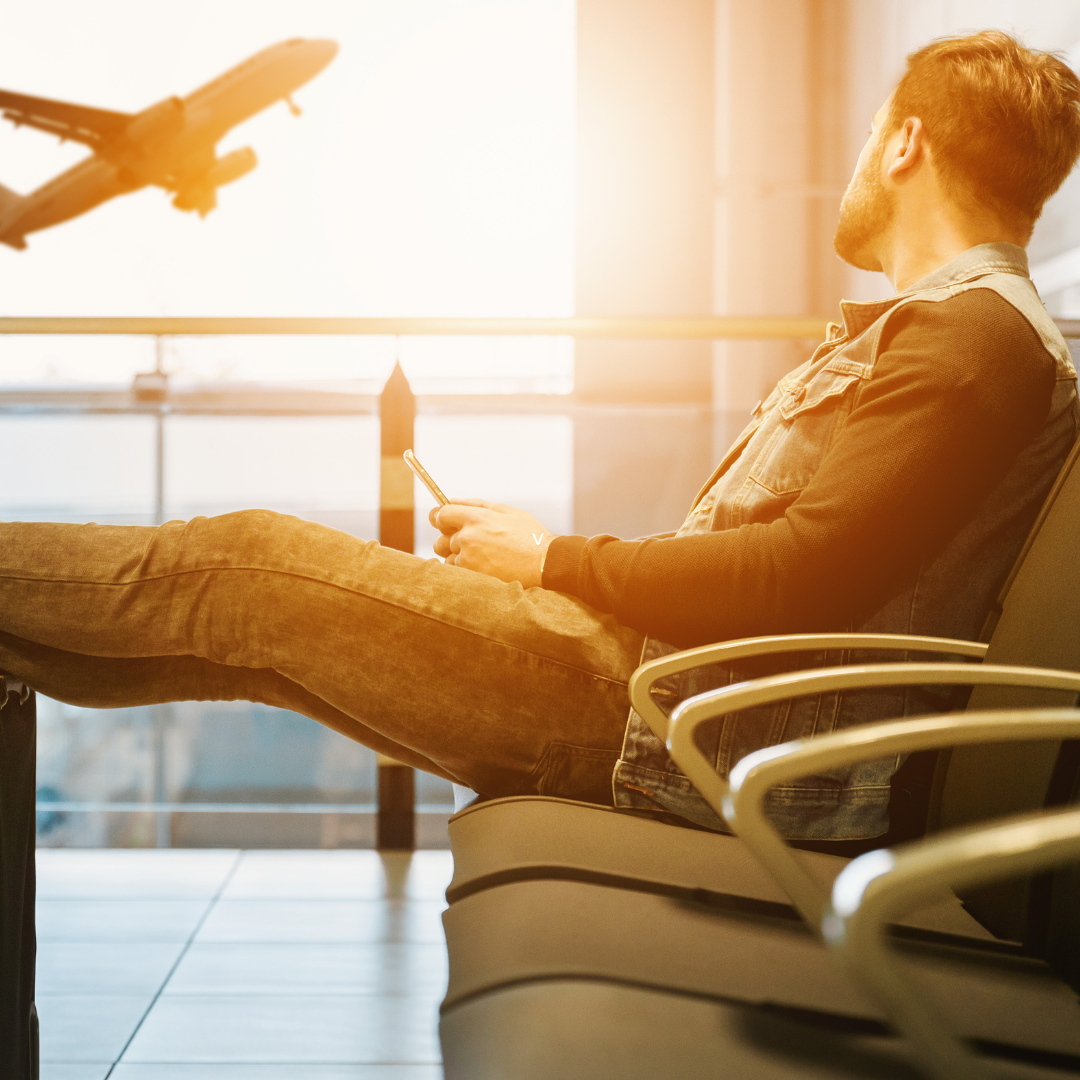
[434,503,491,532]
[429,499,493,530]
[432,524,468,559]
[430,505,455,531]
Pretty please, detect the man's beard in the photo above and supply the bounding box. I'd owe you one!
[833,143,894,272]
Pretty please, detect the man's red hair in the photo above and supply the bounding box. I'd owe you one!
[888,30,1080,239]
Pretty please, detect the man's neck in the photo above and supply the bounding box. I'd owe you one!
[878,204,1023,293]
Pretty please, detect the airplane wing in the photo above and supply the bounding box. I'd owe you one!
[0,90,130,149]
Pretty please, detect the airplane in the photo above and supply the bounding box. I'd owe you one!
[0,37,338,250]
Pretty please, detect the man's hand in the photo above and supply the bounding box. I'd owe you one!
[429,500,553,588]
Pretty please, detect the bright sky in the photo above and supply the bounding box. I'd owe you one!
[0,2,577,531]
[0,0,575,318]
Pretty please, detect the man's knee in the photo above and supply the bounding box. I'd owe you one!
[174,508,316,560]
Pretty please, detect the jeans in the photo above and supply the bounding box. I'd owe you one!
[0,510,643,804]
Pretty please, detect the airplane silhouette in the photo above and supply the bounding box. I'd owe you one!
[0,38,338,250]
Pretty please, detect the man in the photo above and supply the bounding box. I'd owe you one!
[2,30,1079,841]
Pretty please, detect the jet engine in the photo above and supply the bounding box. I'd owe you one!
[172,185,217,216]
[172,148,258,217]
[204,147,258,188]
[125,96,186,143]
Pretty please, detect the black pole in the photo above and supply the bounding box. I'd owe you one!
[376,359,416,850]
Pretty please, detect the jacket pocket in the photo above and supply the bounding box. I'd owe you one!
[533,742,621,806]
[749,364,863,496]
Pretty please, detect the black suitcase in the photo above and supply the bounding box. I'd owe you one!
[1,680,38,1080]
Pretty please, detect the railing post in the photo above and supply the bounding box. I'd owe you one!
[377,355,416,850]
[152,335,171,848]
[153,335,166,529]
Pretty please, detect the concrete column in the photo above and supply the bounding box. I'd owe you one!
[712,0,850,459]
[574,0,716,538]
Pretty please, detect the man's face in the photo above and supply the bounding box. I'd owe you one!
[834,100,896,272]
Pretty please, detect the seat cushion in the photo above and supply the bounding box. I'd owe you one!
[447,796,994,941]
[442,878,1080,1058]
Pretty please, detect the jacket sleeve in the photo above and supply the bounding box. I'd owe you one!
[541,290,1057,647]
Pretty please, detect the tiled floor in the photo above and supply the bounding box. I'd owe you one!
[35,849,452,1080]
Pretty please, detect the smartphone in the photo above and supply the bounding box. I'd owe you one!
[403,449,449,506]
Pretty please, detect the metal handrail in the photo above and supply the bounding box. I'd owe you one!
[0,315,830,417]
[34,800,453,815]
[1,315,1077,337]
[0,315,833,338]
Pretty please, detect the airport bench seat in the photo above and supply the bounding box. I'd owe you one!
[440,438,1080,1076]
[441,705,1080,1078]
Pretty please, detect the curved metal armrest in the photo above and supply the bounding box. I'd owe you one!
[627,633,986,739]
[824,801,1080,1080]
[666,663,1080,924]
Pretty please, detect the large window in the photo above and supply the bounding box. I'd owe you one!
[0,0,575,319]
[4,0,577,848]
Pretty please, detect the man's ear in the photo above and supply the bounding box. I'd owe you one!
[886,117,926,180]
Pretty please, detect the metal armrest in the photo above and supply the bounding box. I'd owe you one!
[666,663,1080,924]
[627,633,987,739]
[824,802,1080,1080]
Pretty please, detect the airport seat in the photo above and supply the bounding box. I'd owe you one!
[440,706,1080,1079]
[439,442,1080,1074]
[440,689,1080,1001]
[441,871,1079,1080]
[445,433,1080,933]
[445,634,987,913]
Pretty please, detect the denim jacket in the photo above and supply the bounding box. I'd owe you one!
[612,244,1080,840]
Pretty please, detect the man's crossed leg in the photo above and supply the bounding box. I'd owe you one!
[0,510,643,804]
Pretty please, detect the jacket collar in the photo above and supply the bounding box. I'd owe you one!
[837,242,1030,339]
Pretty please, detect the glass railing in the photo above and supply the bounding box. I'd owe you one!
[7,315,1077,849]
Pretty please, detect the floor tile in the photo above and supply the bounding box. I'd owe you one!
[37,850,240,899]
[37,900,210,943]
[112,1067,443,1079]
[37,942,186,995]
[37,993,153,1062]
[121,994,442,1063]
[164,942,448,996]
[40,1066,113,1080]
[193,900,447,944]
[223,851,454,901]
